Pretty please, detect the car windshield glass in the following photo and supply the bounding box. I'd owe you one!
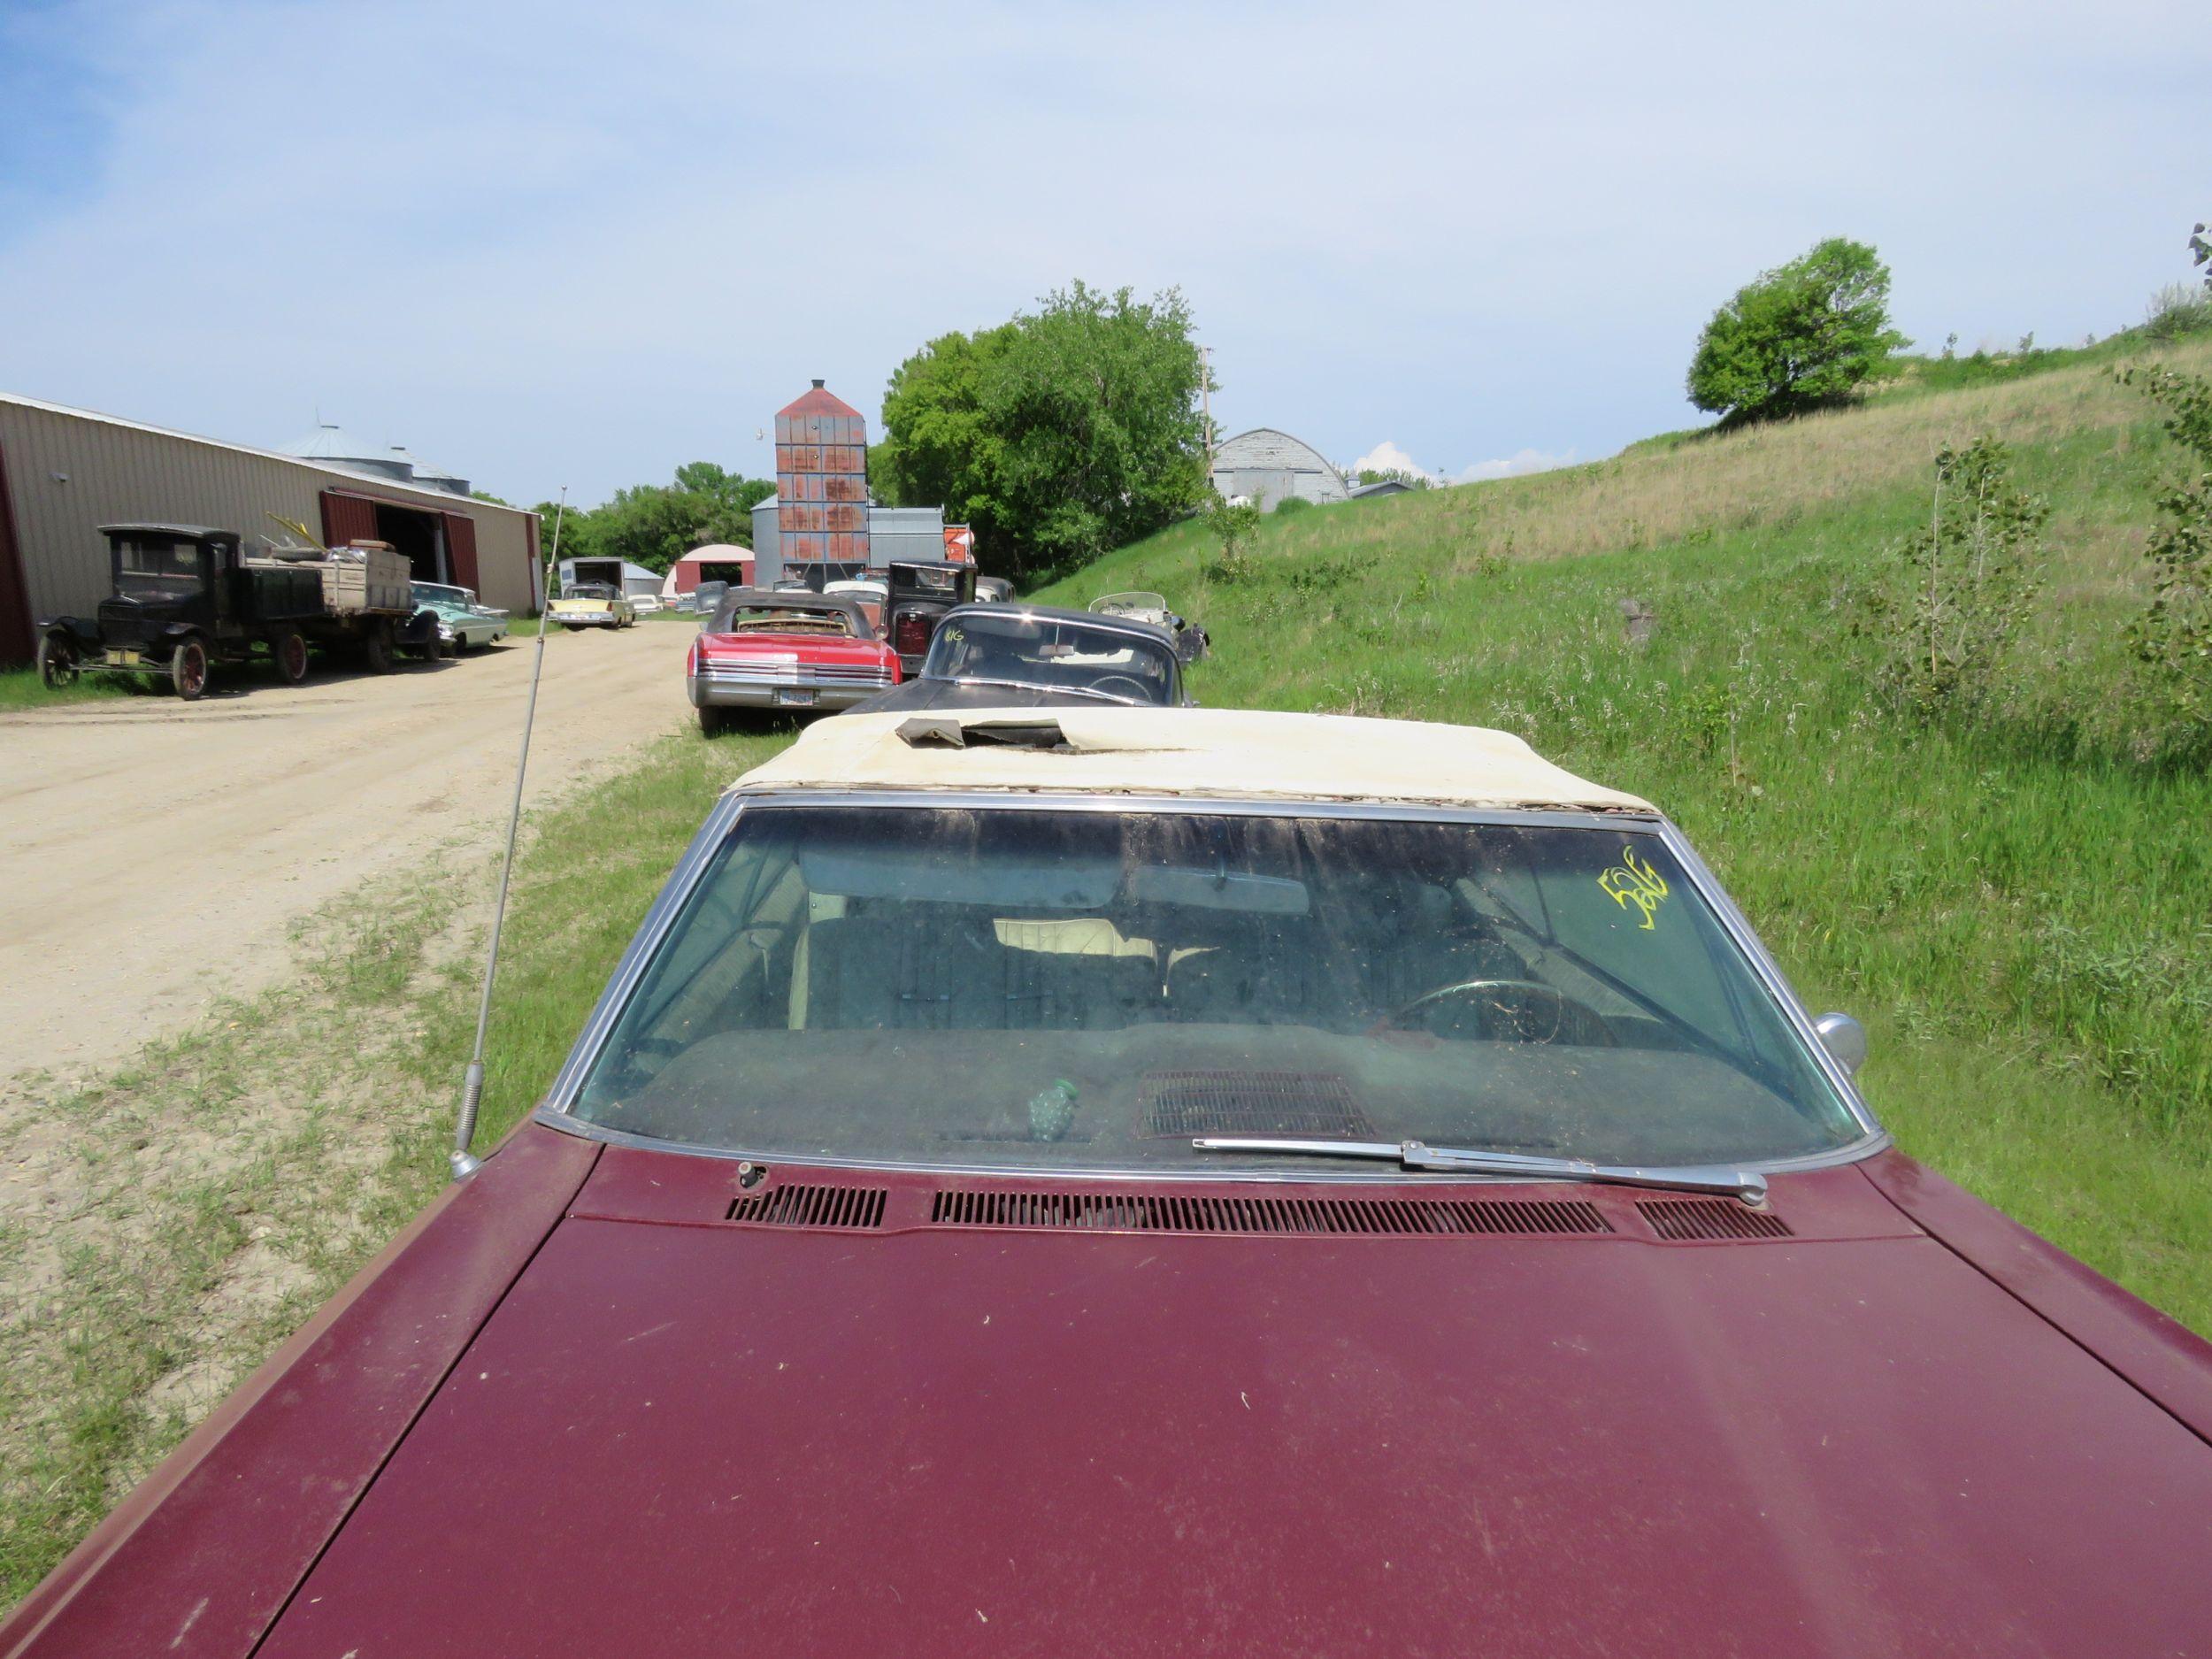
[567,584,618,600]
[113,536,203,600]
[572,807,1861,1172]
[924,615,1174,703]
[713,606,856,637]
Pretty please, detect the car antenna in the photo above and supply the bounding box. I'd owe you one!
[449,488,567,1179]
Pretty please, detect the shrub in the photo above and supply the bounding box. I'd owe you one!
[2121,366,2212,752]
[1273,495,1314,517]
[1858,435,2047,722]
[2144,282,2212,342]
[1202,494,1262,583]
[1686,237,1908,425]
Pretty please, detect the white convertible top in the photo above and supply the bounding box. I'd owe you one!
[729,708,1654,813]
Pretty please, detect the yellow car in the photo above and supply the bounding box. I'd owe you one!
[549,582,638,631]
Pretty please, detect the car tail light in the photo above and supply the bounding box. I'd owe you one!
[893,612,931,656]
[685,641,698,676]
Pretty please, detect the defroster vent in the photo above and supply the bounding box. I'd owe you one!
[930,1188,1609,1237]
[1636,1198,1793,1240]
[726,1184,887,1230]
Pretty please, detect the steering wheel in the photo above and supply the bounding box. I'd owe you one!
[1087,674,1154,703]
[1385,979,1616,1046]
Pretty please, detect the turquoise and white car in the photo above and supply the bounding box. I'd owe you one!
[411,582,510,653]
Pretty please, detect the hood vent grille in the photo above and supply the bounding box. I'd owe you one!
[726,1184,887,1230]
[930,1188,1609,1237]
[1141,1070,1374,1139]
[1637,1198,1793,1240]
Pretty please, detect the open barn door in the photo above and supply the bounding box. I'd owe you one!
[444,513,479,594]
[319,491,378,549]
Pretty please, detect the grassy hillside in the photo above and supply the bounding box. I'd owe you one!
[1035,335,2212,1331]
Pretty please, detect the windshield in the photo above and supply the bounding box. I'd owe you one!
[113,536,204,602]
[710,604,859,638]
[565,583,618,600]
[572,806,1860,1172]
[923,614,1176,703]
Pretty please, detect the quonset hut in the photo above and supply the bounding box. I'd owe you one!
[1210,428,1348,511]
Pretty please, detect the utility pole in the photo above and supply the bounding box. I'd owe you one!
[1199,343,1216,488]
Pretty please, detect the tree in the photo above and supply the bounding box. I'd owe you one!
[1686,238,1907,424]
[1356,467,1432,489]
[875,283,1208,583]
[875,324,1018,541]
[533,465,772,575]
[2122,365,2212,746]
[2193,220,2211,292]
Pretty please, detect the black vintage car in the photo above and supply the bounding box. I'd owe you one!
[36,523,436,700]
[883,559,979,675]
[846,602,1192,715]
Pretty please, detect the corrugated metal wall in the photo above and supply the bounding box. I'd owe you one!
[0,397,541,665]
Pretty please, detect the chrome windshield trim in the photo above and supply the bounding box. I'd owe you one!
[534,788,1890,1170]
[1655,819,1884,1141]
[715,788,1655,829]
[532,1105,1889,1183]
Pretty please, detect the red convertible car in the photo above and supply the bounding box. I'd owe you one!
[8,709,2211,1658]
[687,588,899,733]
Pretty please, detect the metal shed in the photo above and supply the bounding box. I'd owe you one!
[749,497,946,587]
[0,393,542,668]
[1210,427,1349,511]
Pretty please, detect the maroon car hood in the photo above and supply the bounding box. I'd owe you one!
[258,1153,2212,1658]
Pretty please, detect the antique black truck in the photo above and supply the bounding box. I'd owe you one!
[35,523,437,700]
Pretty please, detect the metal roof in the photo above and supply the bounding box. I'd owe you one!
[776,380,865,420]
[97,522,234,540]
[0,393,531,520]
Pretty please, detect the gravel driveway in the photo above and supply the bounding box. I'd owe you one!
[0,623,695,1087]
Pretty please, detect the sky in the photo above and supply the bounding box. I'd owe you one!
[0,0,2205,506]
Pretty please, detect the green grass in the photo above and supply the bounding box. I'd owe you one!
[1026,334,2212,1332]
[0,664,127,709]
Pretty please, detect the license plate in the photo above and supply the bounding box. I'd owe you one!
[104,649,142,667]
[774,686,818,707]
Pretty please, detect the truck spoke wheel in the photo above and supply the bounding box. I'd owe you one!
[37,636,79,689]
[273,628,310,685]
[172,640,209,701]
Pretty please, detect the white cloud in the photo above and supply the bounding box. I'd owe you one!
[0,1,2201,503]
[1349,442,1578,487]
[1350,441,1431,481]
[1452,448,1578,483]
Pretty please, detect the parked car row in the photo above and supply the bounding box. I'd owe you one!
[21,691,2212,1656]
[684,563,1206,733]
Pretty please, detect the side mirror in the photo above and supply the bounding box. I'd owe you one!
[1813,1012,1868,1076]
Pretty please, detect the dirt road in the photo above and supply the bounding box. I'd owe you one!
[0,623,695,1087]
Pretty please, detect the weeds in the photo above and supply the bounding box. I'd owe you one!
[1859,435,2047,723]
[2120,365,2212,755]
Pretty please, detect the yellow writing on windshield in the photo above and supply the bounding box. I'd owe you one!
[1598,848,1671,931]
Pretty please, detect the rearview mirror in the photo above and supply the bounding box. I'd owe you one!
[1813,1012,1868,1076]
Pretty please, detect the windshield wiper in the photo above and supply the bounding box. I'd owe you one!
[1191,1138,1767,1204]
